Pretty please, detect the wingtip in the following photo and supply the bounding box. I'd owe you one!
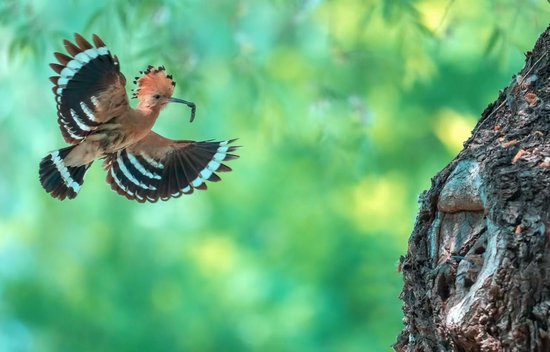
[74,33,93,50]
[49,63,64,74]
[217,164,232,172]
[227,138,242,148]
[92,34,106,48]
[195,183,208,191]
[54,52,71,65]
[224,154,239,161]
[63,39,80,56]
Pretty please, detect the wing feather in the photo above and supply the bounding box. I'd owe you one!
[104,132,239,202]
[50,33,129,144]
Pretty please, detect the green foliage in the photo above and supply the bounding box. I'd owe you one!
[0,0,548,351]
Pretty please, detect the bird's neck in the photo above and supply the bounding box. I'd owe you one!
[136,103,161,122]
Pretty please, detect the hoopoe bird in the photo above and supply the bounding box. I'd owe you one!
[39,33,239,202]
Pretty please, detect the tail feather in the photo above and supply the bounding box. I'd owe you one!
[39,146,93,200]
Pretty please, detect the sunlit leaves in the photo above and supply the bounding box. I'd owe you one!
[434,108,477,154]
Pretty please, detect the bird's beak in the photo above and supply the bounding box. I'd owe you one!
[170,97,196,122]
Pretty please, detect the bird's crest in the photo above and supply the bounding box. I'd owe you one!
[41,34,239,203]
[132,65,176,100]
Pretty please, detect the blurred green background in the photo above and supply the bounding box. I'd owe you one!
[0,0,548,351]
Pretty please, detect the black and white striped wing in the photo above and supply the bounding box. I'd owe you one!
[50,33,129,144]
[104,132,239,203]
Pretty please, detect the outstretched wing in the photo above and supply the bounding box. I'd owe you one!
[104,132,239,203]
[50,33,129,144]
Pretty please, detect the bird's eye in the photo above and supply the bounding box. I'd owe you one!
[154,94,161,100]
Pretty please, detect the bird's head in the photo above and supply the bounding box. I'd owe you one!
[133,65,195,121]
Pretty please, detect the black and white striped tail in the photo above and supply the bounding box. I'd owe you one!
[39,146,93,200]
[105,139,239,203]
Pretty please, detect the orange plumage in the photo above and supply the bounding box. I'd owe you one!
[39,33,239,202]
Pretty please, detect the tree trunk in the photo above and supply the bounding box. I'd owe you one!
[394,26,550,351]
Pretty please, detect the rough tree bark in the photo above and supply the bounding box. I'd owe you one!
[394,26,550,351]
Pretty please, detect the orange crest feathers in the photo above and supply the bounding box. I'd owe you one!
[132,65,176,99]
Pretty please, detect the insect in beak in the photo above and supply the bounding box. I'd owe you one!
[170,97,196,122]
